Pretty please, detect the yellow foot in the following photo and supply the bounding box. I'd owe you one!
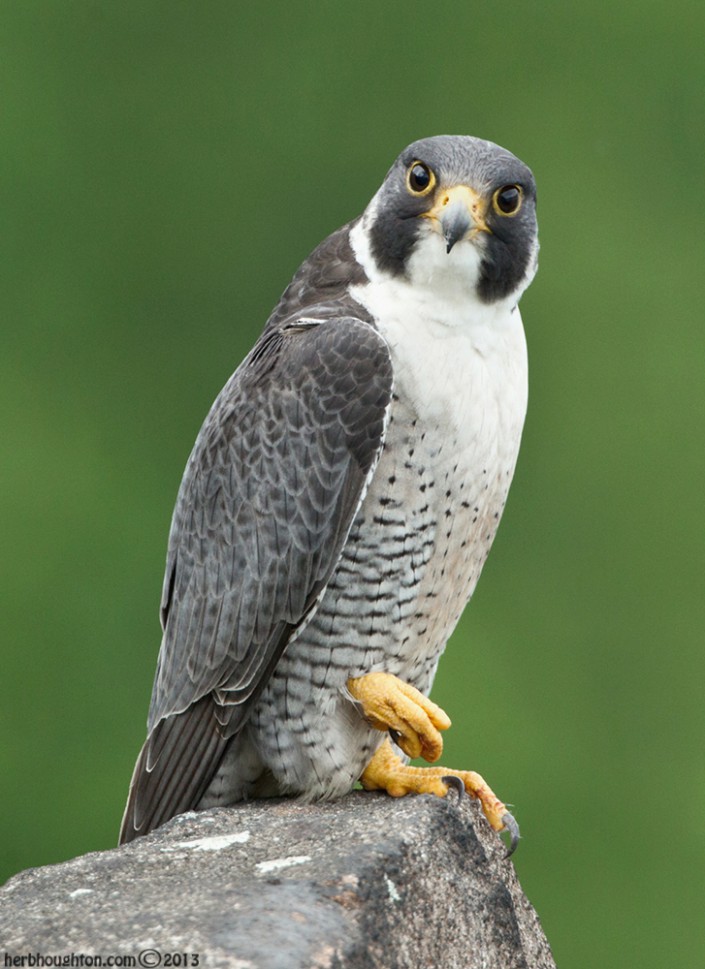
[360,738,519,854]
[347,671,451,761]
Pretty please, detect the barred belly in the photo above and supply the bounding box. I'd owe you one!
[208,393,518,800]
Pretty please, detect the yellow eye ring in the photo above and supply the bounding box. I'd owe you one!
[406,161,436,196]
[492,184,523,216]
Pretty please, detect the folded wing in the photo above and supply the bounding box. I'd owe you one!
[119,316,393,843]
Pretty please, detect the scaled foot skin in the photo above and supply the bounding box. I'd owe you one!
[348,672,520,856]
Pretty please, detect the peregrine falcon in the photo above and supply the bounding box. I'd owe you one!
[120,135,539,853]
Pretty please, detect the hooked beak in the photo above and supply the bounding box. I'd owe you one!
[422,185,491,253]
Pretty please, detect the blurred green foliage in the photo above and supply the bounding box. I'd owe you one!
[2,2,703,965]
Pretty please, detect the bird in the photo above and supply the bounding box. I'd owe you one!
[119,135,539,853]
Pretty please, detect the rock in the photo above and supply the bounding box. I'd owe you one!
[0,792,555,968]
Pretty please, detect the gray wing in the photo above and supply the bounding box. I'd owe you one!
[119,315,393,842]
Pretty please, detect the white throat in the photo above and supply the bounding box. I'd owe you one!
[349,209,523,344]
[347,205,529,430]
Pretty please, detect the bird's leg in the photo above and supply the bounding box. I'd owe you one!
[360,736,517,842]
[347,672,519,853]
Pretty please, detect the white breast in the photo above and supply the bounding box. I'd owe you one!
[346,217,529,685]
[349,217,528,474]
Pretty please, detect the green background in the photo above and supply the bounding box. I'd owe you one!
[2,2,703,965]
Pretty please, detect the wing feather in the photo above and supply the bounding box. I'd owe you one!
[120,315,392,843]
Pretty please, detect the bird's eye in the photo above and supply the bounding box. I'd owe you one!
[407,161,436,196]
[492,184,523,216]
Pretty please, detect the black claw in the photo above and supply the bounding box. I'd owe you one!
[388,728,403,749]
[501,811,520,859]
[442,775,465,799]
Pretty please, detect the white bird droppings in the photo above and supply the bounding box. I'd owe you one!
[166,831,251,852]
[255,855,312,874]
[384,874,401,902]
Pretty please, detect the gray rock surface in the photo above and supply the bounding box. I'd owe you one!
[1,792,555,969]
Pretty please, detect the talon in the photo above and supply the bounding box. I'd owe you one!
[501,811,520,858]
[347,671,451,763]
[350,675,519,852]
[360,739,519,851]
[442,775,465,799]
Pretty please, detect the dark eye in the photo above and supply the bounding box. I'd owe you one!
[493,184,523,215]
[407,161,436,195]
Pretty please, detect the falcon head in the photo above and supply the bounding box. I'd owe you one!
[362,135,538,305]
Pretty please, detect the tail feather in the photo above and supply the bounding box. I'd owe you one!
[119,695,229,845]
